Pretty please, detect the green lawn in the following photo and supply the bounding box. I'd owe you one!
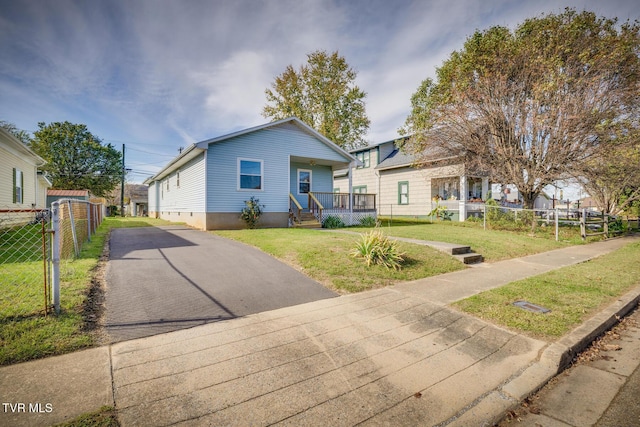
[0,217,171,365]
[350,218,584,262]
[213,228,464,293]
[454,239,640,340]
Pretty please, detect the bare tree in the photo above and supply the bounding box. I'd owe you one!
[400,9,640,212]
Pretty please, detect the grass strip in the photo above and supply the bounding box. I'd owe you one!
[53,406,118,427]
[453,240,640,340]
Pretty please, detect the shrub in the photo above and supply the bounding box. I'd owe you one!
[241,197,264,229]
[323,215,345,229]
[428,202,453,221]
[351,230,405,270]
[359,216,378,227]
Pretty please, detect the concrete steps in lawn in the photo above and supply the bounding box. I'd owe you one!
[389,237,484,265]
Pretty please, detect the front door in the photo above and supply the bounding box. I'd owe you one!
[297,169,312,208]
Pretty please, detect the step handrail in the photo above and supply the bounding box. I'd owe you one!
[289,193,302,224]
[308,192,324,222]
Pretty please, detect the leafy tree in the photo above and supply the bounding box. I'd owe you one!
[0,120,32,145]
[577,132,640,215]
[400,9,640,212]
[263,50,370,150]
[30,122,122,197]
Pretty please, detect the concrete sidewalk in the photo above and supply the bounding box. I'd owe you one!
[1,235,639,427]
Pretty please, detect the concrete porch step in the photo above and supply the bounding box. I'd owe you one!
[453,252,484,264]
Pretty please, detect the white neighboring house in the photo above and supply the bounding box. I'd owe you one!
[334,137,490,221]
[0,127,51,224]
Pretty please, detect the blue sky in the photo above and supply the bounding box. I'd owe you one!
[1,0,638,188]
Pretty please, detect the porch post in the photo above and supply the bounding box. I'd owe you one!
[348,161,354,225]
[482,177,489,200]
[459,175,467,222]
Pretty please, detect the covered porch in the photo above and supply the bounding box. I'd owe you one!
[431,176,490,221]
[289,191,377,227]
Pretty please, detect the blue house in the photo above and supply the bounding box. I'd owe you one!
[145,117,375,229]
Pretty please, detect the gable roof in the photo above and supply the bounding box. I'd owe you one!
[0,127,46,167]
[145,117,356,183]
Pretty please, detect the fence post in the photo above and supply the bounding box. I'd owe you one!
[86,202,91,242]
[604,213,609,238]
[483,204,486,230]
[67,200,79,257]
[555,208,559,241]
[580,208,586,241]
[51,202,61,314]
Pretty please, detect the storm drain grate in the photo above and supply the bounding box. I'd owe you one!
[513,300,551,313]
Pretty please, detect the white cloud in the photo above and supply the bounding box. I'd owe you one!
[192,51,275,130]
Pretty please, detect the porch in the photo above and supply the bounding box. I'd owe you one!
[289,192,377,227]
[430,176,489,221]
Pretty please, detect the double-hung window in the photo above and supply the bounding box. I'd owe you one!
[238,158,263,190]
[398,181,409,205]
[13,168,23,204]
[298,169,311,194]
[356,151,370,168]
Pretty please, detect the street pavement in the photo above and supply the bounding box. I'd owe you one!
[0,233,638,427]
[498,305,640,427]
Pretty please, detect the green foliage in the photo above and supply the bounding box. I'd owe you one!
[608,218,626,234]
[322,215,345,229]
[240,197,264,229]
[0,120,32,145]
[263,50,370,150]
[359,216,378,227]
[428,202,453,221]
[30,122,122,197]
[351,230,405,270]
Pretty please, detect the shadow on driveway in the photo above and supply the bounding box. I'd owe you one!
[105,225,337,342]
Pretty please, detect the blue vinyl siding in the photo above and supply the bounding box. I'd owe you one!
[154,154,206,212]
[206,125,347,213]
[289,162,333,208]
[206,129,288,213]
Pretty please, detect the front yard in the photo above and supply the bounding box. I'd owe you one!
[214,228,464,293]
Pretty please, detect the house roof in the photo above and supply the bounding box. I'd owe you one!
[0,127,46,167]
[375,149,416,170]
[47,189,90,197]
[145,117,356,184]
[375,139,460,171]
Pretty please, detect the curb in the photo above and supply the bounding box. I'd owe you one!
[492,285,640,425]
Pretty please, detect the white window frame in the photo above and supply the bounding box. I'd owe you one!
[237,158,264,191]
[14,168,23,204]
[297,169,312,195]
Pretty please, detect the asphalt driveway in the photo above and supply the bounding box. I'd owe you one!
[104,225,337,342]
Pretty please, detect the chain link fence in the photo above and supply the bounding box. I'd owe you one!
[0,200,105,320]
[0,208,52,319]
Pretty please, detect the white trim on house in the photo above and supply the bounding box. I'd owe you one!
[237,157,264,191]
[297,168,312,195]
[144,117,357,185]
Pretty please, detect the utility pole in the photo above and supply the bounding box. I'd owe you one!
[120,144,125,217]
